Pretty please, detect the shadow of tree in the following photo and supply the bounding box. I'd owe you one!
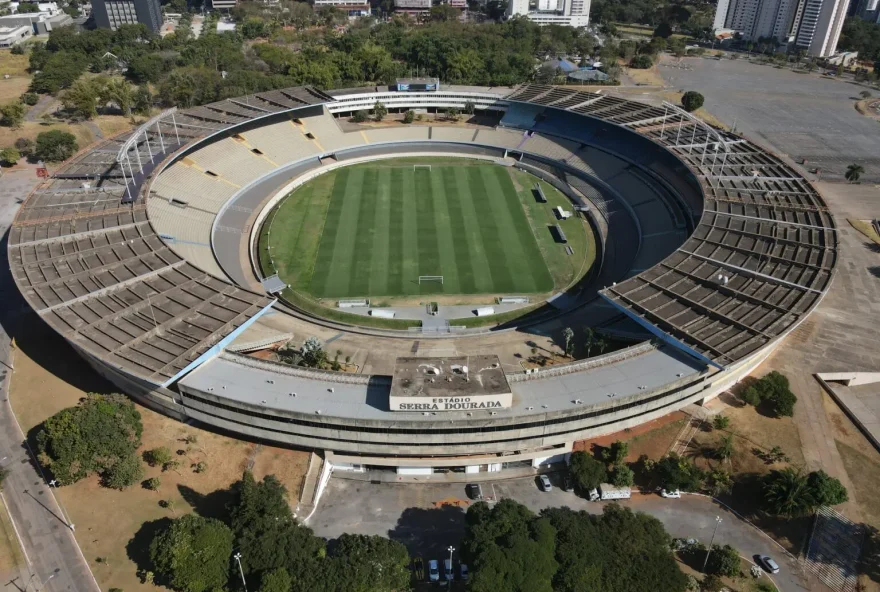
[125,517,172,583]
[863,241,880,254]
[177,484,235,523]
[387,505,467,559]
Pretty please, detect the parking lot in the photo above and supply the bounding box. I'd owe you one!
[309,474,803,591]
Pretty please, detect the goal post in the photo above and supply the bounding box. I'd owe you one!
[413,165,432,172]
[418,275,443,285]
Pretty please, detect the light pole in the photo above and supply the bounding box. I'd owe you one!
[448,545,455,569]
[233,552,247,592]
[48,479,74,531]
[702,516,723,573]
[35,573,56,592]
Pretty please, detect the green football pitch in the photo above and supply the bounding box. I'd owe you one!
[260,160,591,300]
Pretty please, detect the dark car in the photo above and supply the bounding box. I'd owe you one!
[466,483,483,500]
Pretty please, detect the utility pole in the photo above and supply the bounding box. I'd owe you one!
[702,516,723,573]
[48,479,74,531]
[234,552,248,592]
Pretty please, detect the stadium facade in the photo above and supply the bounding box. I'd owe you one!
[9,84,835,475]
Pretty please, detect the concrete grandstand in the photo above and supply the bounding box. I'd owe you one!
[8,83,836,476]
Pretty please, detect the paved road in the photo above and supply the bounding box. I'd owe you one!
[0,168,100,592]
[310,475,807,592]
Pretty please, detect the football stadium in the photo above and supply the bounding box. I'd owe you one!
[8,82,836,478]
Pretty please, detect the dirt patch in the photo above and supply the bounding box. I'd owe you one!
[8,322,309,592]
[0,76,30,103]
[573,411,688,457]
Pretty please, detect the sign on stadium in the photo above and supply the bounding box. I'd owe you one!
[390,355,512,412]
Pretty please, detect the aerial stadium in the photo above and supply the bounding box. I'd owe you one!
[8,81,836,478]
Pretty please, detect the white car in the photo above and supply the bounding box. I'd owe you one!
[428,559,440,582]
[538,474,552,492]
[758,555,780,574]
[661,489,681,498]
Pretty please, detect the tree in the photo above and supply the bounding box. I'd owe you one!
[807,470,848,507]
[372,100,387,122]
[127,53,167,85]
[845,163,864,183]
[583,327,595,357]
[543,505,688,592]
[562,327,574,358]
[716,434,734,460]
[17,2,40,12]
[705,544,740,577]
[601,440,629,467]
[463,499,558,592]
[681,91,704,112]
[259,568,292,592]
[653,22,673,38]
[630,54,653,69]
[14,137,34,158]
[149,514,233,592]
[62,77,102,119]
[30,52,89,94]
[706,469,733,496]
[0,102,26,128]
[464,99,476,115]
[105,77,135,117]
[104,453,144,489]
[35,130,78,162]
[0,466,8,490]
[133,87,153,115]
[712,415,730,430]
[656,453,704,492]
[20,92,39,106]
[322,534,411,591]
[144,447,172,468]
[762,468,814,517]
[741,371,797,417]
[0,147,21,166]
[403,109,414,123]
[610,464,635,487]
[36,393,142,486]
[301,336,327,368]
[568,451,607,493]
[352,109,368,123]
[145,476,161,491]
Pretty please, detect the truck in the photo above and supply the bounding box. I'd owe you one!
[588,483,632,501]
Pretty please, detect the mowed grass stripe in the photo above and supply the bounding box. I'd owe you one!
[450,167,494,294]
[481,167,552,292]
[468,167,516,292]
[348,168,380,296]
[368,167,392,296]
[387,167,406,295]
[430,168,463,294]
[400,168,420,295]
[310,169,350,296]
[314,168,364,297]
[415,169,442,293]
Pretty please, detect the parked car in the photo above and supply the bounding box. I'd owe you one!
[428,559,440,582]
[661,488,681,498]
[460,563,469,581]
[466,483,483,500]
[538,474,552,492]
[758,555,780,574]
[444,558,454,581]
[413,557,424,581]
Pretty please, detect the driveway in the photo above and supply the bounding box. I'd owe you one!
[310,475,806,592]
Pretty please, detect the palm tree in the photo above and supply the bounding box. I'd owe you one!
[562,327,574,358]
[763,468,813,517]
[716,434,734,460]
[845,163,864,184]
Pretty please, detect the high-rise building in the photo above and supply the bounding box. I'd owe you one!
[505,0,590,27]
[91,0,162,32]
[712,0,851,56]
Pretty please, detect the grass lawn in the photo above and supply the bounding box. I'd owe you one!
[0,51,29,78]
[0,121,95,154]
[0,498,24,579]
[262,160,592,303]
[0,76,29,103]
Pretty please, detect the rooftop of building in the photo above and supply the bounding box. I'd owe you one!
[390,355,510,400]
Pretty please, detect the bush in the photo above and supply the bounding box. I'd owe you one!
[569,451,607,493]
[35,129,78,162]
[712,415,729,430]
[610,464,635,487]
[14,137,34,157]
[144,447,172,468]
[351,109,368,123]
[630,54,653,69]
[20,92,39,106]
[681,91,704,112]
[149,514,233,592]
[103,454,144,490]
[0,102,26,128]
[741,385,762,406]
[0,466,9,490]
[403,109,415,124]
[656,453,704,492]
[145,476,161,490]
[741,371,797,417]
[705,544,739,577]
[0,147,21,166]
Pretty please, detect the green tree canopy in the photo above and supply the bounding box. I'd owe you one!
[0,147,21,165]
[705,544,740,577]
[762,467,847,516]
[463,499,558,592]
[149,514,234,592]
[681,90,704,112]
[34,129,79,162]
[568,451,607,493]
[741,371,797,417]
[36,393,142,485]
[321,534,411,592]
[601,440,629,467]
[0,102,26,128]
[655,453,704,492]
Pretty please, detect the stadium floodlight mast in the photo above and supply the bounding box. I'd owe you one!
[234,552,248,592]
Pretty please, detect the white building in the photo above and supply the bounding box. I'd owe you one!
[506,0,590,27]
[0,25,32,47]
[315,0,371,17]
[713,0,850,56]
